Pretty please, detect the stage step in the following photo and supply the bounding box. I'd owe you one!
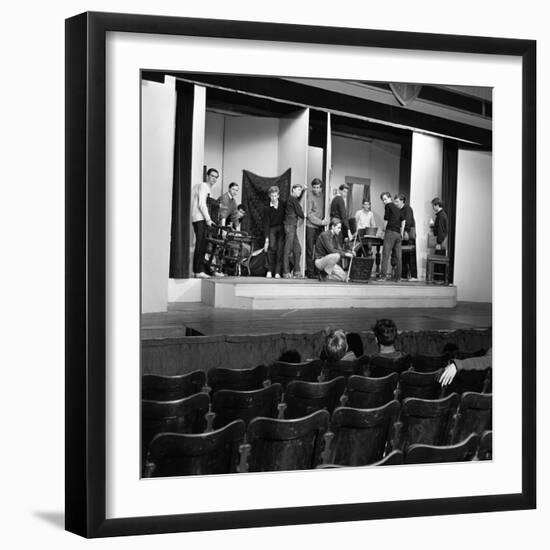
[198,277,457,310]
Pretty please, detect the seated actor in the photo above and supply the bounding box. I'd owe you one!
[218,182,240,228]
[262,186,285,279]
[314,218,355,282]
[283,183,305,278]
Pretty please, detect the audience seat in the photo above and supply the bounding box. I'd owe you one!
[344,373,399,409]
[477,430,493,460]
[326,401,401,466]
[405,433,480,464]
[411,353,448,373]
[211,384,283,430]
[450,392,492,444]
[206,364,269,394]
[144,419,245,477]
[269,360,323,388]
[315,449,404,468]
[322,359,364,381]
[367,354,412,378]
[282,377,346,419]
[142,370,206,401]
[243,410,330,472]
[397,369,445,400]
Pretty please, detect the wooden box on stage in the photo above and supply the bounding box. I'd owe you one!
[349,257,375,282]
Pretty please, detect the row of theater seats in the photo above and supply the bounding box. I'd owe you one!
[143,396,493,477]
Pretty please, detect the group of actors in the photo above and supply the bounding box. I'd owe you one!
[191,167,449,282]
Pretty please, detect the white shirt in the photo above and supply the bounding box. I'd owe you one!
[355,209,375,229]
[191,181,212,223]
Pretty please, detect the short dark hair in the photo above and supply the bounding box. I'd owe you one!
[380,191,392,200]
[323,330,348,362]
[346,332,364,358]
[339,184,350,192]
[372,319,398,346]
[292,183,303,191]
[431,197,444,208]
[268,186,279,195]
[207,168,219,176]
[395,193,406,202]
[228,182,238,189]
[329,217,342,228]
[278,349,302,363]
[311,178,323,187]
[237,203,246,211]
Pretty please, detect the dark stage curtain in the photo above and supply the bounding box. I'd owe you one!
[241,169,291,246]
[169,82,194,279]
[441,139,458,283]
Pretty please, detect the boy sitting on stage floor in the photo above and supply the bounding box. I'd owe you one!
[314,218,355,282]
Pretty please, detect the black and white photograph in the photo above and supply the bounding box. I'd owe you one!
[140,72,494,477]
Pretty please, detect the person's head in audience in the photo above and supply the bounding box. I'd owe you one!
[346,332,364,358]
[228,181,239,198]
[323,329,348,363]
[268,186,280,204]
[372,318,398,354]
[278,349,302,363]
[380,191,393,206]
[329,217,342,236]
[394,193,406,209]
[311,178,323,196]
[291,183,304,198]
[338,184,350,198]
[431,197,444,213]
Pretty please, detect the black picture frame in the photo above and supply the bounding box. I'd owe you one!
[65,11,536,538]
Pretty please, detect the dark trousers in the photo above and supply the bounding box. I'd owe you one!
[266,225,284,275]
[381,230,402,280]
[401,239,418,279]
[192,220,208,274]
[283,224,301,275]
[306,226,322,277]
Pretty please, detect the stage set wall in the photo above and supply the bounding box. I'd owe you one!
[330,135,401,226]
[455,149,492,302]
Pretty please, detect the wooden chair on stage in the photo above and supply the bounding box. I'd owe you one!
[141,393,210,470]
[142,370,206,401]
[210,384,284,430]
[449,392,492,444]
[144,419,245,477]
[411,353,448,373]
[206,364,269,394]
[241,410,330,472]
[394,393,460,450]
[405,433,480,464]
[281,377,346,419]
[367,354,412,378]
[269,360,323,389]
[325,401,401,466]
[343,373,399,409]
[477,430,493,460]
[397,370,445,400]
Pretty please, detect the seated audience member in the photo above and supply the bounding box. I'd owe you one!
[314,218,355,282]
[342,332,364,361]
[371,318,406,359]
[439,348,493,386]
[321,329,349,363]
[277,349,302,364]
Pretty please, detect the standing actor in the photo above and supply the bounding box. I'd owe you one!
[431,197,449,252]
[306,178,328,278]
[330,184,352,243]
[314,218,355,282]
[283,183,305,278]
[394,193,418,281]
[379,191,405,281]
[262,186,286,279]
[218,182,240,227]
[191,167,219,279]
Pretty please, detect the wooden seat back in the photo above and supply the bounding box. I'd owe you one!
[322,359,365,381]
[328,401,401,466]
[245,410,330,472]
[477,430,493,460]
[405,433,480,464]
[142,370,206,401]
[367,354,411,378]
[398,393,460,449]
[315,449,404,468]
[411,353,448,373]
[269,360,322,388]
[207,364,269,394]
[398,370,445,400]
[145,419,245,477]
[283,377,346,419]
[211,384,283,429]
[451,392,492,444]
[346,373,399,409]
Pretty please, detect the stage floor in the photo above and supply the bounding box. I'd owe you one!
[142,301,492,339]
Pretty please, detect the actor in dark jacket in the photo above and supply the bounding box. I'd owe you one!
[283,183,305,277]
[394,193,418,280]
[262,186,286,278]
[431,197,449,251]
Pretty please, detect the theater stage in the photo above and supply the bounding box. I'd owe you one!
[196,276,457,310]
